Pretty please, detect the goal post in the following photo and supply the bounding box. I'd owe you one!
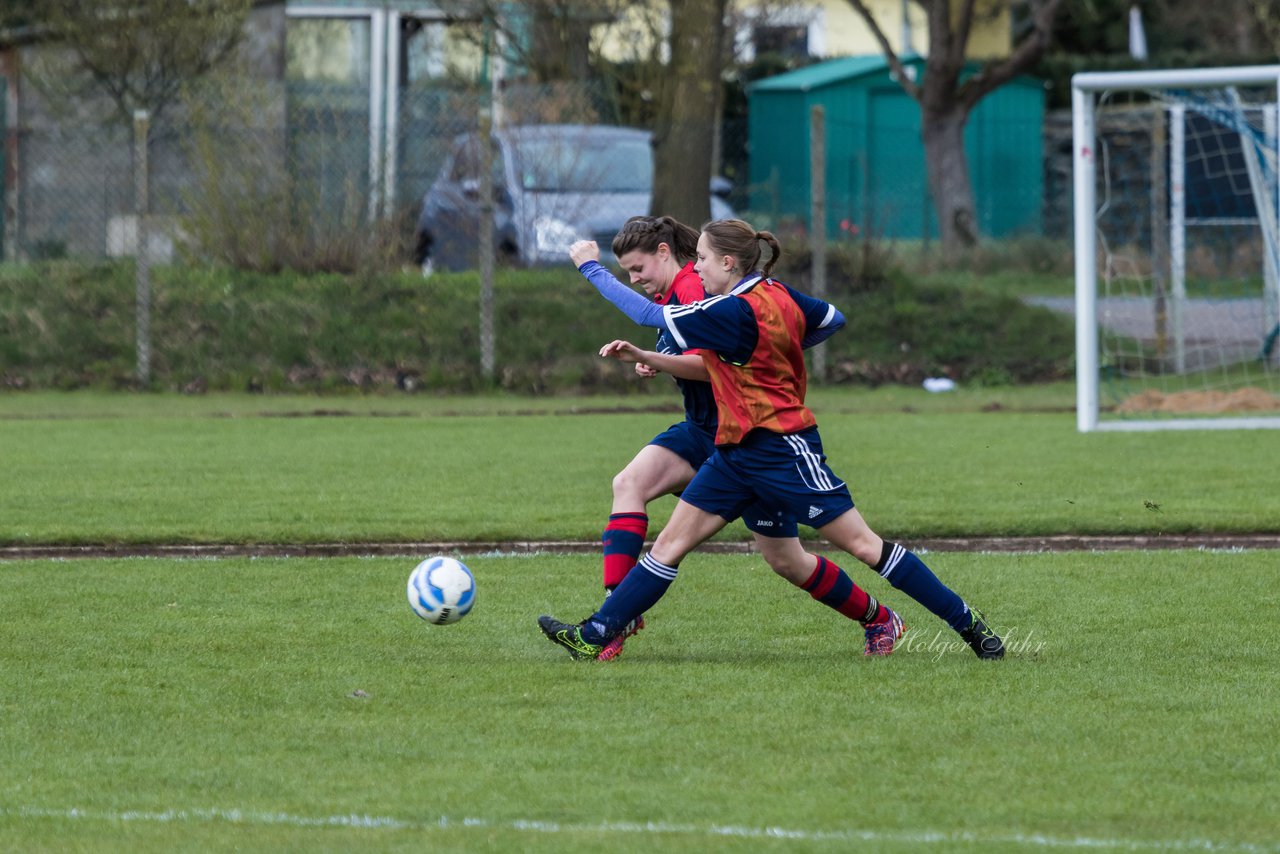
[1073,66,1280,432]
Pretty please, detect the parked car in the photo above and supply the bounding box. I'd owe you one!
[414,124,735,272]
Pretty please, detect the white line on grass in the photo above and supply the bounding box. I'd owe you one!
[4,805,1274,852]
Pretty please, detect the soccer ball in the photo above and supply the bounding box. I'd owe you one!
[407,556,476,625]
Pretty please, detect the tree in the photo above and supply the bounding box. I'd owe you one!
[846,0,1064,254]
[437,0,728,228]
[27,0,251,131]
[1049,0,1280,58]
[651,0,728,226]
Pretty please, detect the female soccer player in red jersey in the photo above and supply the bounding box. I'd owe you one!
[541,219,1005,661]
[593,216,903,659]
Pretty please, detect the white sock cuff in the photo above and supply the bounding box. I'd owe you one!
[639,553,679,581]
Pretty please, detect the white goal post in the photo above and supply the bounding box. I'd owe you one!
[1073,66,1280,432]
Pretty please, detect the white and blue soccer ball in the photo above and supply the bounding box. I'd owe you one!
[407,556,476,625]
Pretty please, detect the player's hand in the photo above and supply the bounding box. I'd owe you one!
[599,339,645,363]
[635,363,660,379]
[569,240,600,267]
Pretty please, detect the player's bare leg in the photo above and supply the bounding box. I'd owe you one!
[610,444,695,515]
[647,499,729,566]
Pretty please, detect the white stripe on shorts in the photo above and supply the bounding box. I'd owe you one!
[784,433,840,492]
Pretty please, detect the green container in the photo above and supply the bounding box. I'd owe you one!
[748,55,1045,241]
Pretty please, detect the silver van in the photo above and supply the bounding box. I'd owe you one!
[414,124,735,272]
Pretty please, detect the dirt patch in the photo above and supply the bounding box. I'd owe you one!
[1115,387,1280,414]
[4,534,1279,561]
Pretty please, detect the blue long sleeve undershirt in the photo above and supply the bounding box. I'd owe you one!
[578,260,665,328]
[576,259,845,349]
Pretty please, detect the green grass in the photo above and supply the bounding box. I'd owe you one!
[3,389,1277,850]
[2,387,1276,545]
[0,383,1078,418]
[1,551,1276,852]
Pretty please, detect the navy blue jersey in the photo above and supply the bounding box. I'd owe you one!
[656,264,718,435]
[663,277,842,364]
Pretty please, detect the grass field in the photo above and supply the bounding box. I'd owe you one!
[2,550,1277,852]
[3,389,1278,852]
[2,387,1278,544]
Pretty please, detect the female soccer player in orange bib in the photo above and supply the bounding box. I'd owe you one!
[541,219,1004,661]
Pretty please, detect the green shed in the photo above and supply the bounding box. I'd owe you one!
[747,55,1044,240]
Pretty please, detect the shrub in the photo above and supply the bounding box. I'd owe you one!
[0,256,1074,392]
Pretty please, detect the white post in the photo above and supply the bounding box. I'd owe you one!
[1266,101,1280,346]
[368,9,386,222]
[383,11,401,219]
[1073,84,1099,432]
[1274,82,1280,352]
[1170,102,1186,374]
[1259,104,1280,345]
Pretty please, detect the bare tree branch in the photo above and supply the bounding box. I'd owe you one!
[846,0,922,101]
[846,0,1065,252]
[957,0,1063,111]
[32,0,251,128]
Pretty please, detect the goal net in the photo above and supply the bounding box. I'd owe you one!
[1072,66,1280,431]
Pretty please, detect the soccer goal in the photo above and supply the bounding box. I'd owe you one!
[1072,66,1280,432]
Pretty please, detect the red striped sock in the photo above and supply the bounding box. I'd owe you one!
[801,556,885,624]
[602,512,648,589]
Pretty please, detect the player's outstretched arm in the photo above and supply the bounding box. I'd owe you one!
[570,241,664,328]
[600,340,709,381]
[643,352,709,381]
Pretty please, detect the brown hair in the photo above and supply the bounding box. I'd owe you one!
[611,215,700,265]
[700,219,782,277]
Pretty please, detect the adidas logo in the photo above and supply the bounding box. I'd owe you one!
[808,505,822,519]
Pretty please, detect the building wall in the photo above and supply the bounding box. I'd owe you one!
[6,5,287,261]
[593,0,1012,64]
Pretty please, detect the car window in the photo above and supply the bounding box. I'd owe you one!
[512,137,652,193]
[449,139,479,182]
[448,137,504,189]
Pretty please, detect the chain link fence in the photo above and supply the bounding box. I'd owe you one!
[8,78,1065,275]
[5,74,734,272]
[7,77,484,270]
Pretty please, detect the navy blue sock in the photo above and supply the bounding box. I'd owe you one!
[581,553,678,643]
[876,542,970,632]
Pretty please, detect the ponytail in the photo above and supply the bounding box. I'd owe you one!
[701,219,782,277]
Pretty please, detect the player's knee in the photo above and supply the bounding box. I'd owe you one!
[611,468,639,500]
[763,551,813,585]
[820,510,882,567]
[853,541,882,567]
[846,532,884,567]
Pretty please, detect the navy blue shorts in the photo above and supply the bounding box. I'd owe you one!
[649,420,717,471]
[679,426,855,532]
[650,421,799,538]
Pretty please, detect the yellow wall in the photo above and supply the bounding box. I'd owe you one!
[793,0,1010,59]
[591,0,1011,62]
